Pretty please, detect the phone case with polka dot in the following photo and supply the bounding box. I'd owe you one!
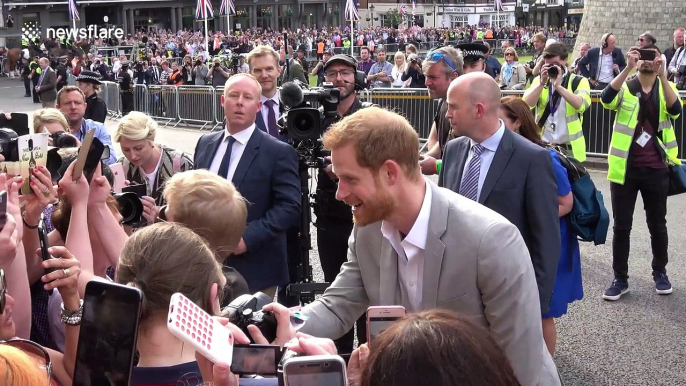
[167,292,234,366]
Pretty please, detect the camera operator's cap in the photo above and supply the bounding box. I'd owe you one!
[455,42,488,63]
[323,54,357,71]
[75,70,102,85]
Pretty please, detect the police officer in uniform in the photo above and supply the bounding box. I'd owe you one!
[117,60,134,115]
[29,56,41,103]
[21,58,31,97]
[76,70,107,123]
[55,56,69,92]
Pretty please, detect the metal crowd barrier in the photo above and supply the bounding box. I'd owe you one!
[99,82,686,160]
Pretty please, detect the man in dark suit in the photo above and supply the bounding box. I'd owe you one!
[193,73,301,296]
[35,57,57,108]
[438,72,561,315]
[578,33,627,90]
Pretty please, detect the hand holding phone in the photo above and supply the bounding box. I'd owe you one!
[37,213,54,275]
[283,355,347,386]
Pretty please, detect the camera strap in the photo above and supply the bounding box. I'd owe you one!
[537,73,576,128]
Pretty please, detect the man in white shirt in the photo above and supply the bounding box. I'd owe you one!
[193,74,300,296]
[297,105,561,386]
[246,45,284,140]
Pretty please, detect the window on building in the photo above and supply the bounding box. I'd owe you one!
[450,15,468,28]
[491,14,509,25]
[411,15,424,27]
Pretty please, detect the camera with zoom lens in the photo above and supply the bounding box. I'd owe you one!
[547,63,560,78]
[113,183,146,227]
[527,60,536,69]
[223,292,278,343]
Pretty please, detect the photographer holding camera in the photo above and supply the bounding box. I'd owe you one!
[210,57,231,87]
[523,43,590,162]
[309,50,333,86]
[400,53,425,88]
[193,56,209,86]
[600,44,681,301]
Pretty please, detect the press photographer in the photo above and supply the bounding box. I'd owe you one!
[400,53,425,88]
[523,43,590,162]
[309,50,333,87]
[193,56,209,86]
[668,29,686,89]
[209,57,231,87]
[116,60,134,115]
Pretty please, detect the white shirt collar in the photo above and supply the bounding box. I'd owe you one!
[260,90,280,106]
[381,179,432,249]
[470,119,506,152]
[224,123,256,145]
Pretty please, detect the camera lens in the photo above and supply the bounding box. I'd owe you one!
[548,66,559,77]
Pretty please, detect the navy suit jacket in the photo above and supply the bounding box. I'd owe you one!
[438,128,561,314]
[193,127,301,292]
[578,47,626,81]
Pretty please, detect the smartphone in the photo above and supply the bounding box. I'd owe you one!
[230,344,283,376]
[283,355,347,386]
[109,163,126,193]
[0,113,30,136]
[37,213,54,274]
[0,190,6,230]
[637,49,656,61]
[72,280,143,386]
[72,129,95,181]
[83,137,105,183]
[366,306,405,346]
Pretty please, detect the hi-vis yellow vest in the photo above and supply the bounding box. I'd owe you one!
[602,79,681,185]
[525,73,591,162]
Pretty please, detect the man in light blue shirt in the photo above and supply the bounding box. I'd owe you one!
[366,47,394,88]
[55,85,118,164]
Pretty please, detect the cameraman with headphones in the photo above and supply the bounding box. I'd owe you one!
[315,54,370,355]
[578,32,626,90]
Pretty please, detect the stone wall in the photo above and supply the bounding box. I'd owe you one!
[573,2,686,59]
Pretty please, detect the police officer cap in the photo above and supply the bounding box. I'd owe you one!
[75,70,102,85]
[455,42,488,63]
[323,54,357,71]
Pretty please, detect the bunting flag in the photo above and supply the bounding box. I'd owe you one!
[345,0,360,21]
[68,0,80,21]
[494,0,504,12]
[195,0,214,20]
[219,0,235,16]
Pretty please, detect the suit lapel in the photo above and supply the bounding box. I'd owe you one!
[232,129,262,187]
[378,237,399,305]
[421,181,447,310]
[255,111,267,134]
[204,131,224,170]
[453,141,470,193]
[479,128,514,204]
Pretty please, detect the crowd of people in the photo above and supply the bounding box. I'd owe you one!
[2,22,683,386]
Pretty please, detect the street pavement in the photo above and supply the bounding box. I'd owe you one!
[2,77,686,385]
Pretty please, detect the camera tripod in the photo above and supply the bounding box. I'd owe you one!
[286,158,330,305]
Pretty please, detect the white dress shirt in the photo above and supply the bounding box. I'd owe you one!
[542,69,570,145]
[597,52,614,83]
[460,120,506,202]
[209,124,256,181]
[260,91,280,133]
[380,179,432,313]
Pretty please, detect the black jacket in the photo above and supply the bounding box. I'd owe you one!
[85,93,107,123]
[578,47,627,81]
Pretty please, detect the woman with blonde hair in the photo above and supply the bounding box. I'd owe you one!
[33,108,79,149]
[0,344,48,386]
[498,47,527,90]
[114,111,193,225]
[391,52,411,88]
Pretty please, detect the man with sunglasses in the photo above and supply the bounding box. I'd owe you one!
[418,46,474,176]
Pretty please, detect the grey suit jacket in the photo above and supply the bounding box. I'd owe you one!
[438,128,561,314]
[300,180,561,386]
[38,67,57,102]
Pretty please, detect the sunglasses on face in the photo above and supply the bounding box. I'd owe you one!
[505,53,515,57]
[426,51,457,71]
[0,338,52,384]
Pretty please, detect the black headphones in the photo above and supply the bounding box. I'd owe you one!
[602,33,613,49]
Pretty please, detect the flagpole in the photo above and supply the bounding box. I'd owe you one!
[227,14,230,36]
[204,17,209,52]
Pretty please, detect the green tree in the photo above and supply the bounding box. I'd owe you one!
[384,9,403,28]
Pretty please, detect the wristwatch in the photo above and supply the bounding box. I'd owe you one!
[61,300,84,326]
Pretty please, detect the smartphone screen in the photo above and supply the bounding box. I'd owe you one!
[284,356,347,386]
[638,49,656,61]
[84,138,105,183]
[368,316,402,343]
[0,190,6,229]
[230,344,282,376]
[72,281,142,386]
[37,214,54,274]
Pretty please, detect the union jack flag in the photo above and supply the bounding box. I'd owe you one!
[345,0,360,21]
[195,0,214,20]
[399,4,407,17]
[494,0,504,12]
[219,0,235,16]
[68,0,80,21]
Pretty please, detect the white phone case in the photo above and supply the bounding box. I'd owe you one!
[109,163,126,193]
[167,292,234,366]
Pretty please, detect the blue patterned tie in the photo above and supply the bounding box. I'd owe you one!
[459,144,485,201]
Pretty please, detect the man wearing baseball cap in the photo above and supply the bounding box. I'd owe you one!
[309,50,333,86]
[315,53,369,355]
